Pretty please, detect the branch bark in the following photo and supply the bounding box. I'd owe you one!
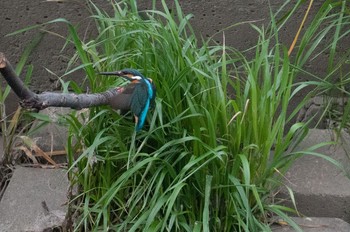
[0,52,131,111]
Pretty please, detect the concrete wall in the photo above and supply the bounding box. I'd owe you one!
[0,1,348,114]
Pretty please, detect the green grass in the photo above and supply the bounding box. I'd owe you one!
[61,1,303,230]
[7,0,350,231]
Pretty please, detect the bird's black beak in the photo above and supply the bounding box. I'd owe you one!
[99,71,133,81]
[99,71,123,76]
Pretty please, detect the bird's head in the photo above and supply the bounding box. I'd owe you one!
[100,68,152,84]
[115,68,144,82]
[115,68,156,106]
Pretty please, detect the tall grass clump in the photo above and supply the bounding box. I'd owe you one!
[299,0,350,132]
[19,0,347,231]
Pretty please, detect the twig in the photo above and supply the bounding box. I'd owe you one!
[20,163,67,168]
[35,150,67,156]
[0,53,35,100]
[0,52,132,111]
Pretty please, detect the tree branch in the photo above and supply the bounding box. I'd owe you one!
[0,53,36,100]
[0,52,131,111]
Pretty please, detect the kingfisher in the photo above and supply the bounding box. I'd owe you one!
[100,69,156,131]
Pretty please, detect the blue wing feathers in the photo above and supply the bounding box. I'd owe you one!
[132,79,154,131]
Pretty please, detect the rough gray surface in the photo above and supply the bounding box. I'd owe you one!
[272,217,350,232]
[297,96,348,129]
[30,108,70,148]
[29,107,73,163]
[0,166,68,232]
[1,1,348,90]
[3,91,20,118]
[0,0,102,92]
[1,1,349,128]
[279,129,350,222]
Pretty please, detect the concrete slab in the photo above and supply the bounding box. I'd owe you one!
[0,166,69,231]
[272,217,350,232]
[279,129,350,222]
[29,107,72,163]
